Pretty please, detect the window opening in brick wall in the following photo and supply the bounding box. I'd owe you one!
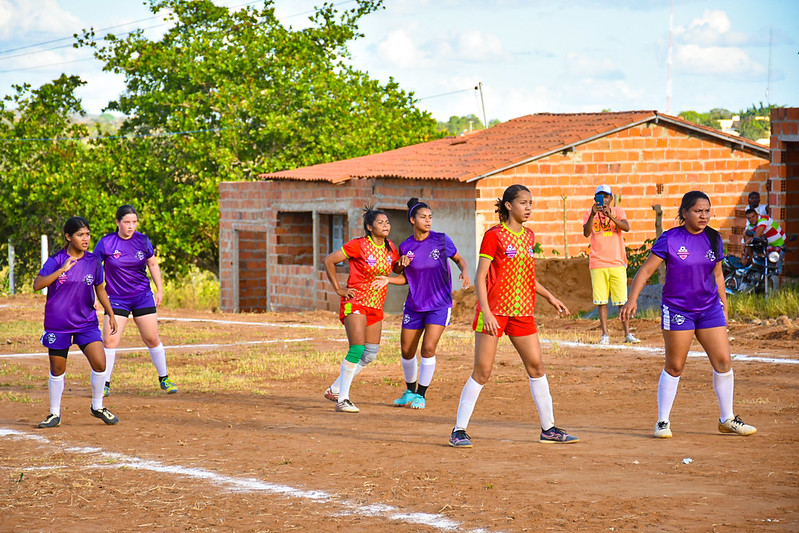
[323,214,347,266]
[276,211,313,266]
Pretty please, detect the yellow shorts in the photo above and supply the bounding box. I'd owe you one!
[590,266,628,305]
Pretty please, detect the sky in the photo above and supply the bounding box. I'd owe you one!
[0,0,796,123]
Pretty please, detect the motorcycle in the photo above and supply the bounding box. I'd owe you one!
[722,237,783,295]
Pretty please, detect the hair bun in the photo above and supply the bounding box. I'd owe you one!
[407,197,419,209]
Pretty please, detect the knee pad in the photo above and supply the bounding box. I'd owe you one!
[345,344,365,364]
[360,343,379,366]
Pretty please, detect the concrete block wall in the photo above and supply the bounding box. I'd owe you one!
[769,107,799,275]
[475,121,769,259]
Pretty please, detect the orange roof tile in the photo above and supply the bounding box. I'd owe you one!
[258,111,768,183]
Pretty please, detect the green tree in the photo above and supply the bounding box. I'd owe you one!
[678,110,721,129]
[77,0,441,275]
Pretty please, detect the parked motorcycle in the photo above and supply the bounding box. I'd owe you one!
[722,237,783,295]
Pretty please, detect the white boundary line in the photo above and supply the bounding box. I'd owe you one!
[0,428,482,532]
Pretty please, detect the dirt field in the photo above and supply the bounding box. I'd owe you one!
[1,290,798,532]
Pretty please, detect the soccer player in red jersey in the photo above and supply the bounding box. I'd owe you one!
[322,207,402,413]
[448,185,580,447]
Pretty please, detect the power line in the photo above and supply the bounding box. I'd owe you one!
[418,88,473,101]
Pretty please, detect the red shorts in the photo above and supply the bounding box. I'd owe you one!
[340,301,384,326]
[473,311,537,337]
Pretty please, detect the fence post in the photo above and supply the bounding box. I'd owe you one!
[7,240,14,295]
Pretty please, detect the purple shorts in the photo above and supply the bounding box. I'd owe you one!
[661,301,726,331]
[41,328,102,351]
[402,306,452,330]
[109,291,157,317]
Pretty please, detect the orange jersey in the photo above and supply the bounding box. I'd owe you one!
[478,223,537,316]
[582,206,628,269]
[341,236,399,309]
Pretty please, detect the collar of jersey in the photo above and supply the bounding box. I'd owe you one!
[501,222,525,236]
[367,235,384,248]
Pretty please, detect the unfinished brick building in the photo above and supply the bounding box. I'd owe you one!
[219,111,770,313]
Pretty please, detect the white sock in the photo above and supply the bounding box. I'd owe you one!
[419,356,436,387]
[712,369,735,422]
[657,369,681,422]
[401,355,418,385]
[455,377,484,431]
[337,360,358,401]
[48,373,65,417]
[149,343,168,377]
[329,363,366,395]
[104,347,116,383]
[90,370,105,411]
[529,375,555,431]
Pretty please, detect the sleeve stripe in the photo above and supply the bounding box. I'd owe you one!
[479,253,494,260]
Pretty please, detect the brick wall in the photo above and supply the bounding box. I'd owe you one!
[237,230,267,312]
[275,212,314,265]
[476,121,769,258]
[770,107,799,275]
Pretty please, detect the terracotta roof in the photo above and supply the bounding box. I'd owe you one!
[258,111,769,183]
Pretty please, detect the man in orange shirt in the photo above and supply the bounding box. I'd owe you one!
[582,185,640,345]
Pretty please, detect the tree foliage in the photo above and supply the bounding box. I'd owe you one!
[1,0,441,283]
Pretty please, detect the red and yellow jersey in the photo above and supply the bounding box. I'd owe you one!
[478,223,537,316]
[341,236,399,309]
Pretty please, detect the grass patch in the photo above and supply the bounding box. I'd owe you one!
[162,267,220,311]
[728,285,799,321]
[0,391,40,403]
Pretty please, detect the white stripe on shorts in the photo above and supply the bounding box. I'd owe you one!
[662,304,670,331]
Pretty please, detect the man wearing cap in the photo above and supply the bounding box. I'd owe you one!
[582,185,640,345]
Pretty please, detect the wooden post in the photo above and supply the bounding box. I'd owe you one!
[652,205,665,281]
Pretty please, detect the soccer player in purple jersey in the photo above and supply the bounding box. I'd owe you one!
[391,197,470,410]
[94,205,176,396]
[621,191,756,438]
[449,185,578,448]
[35,217,120,428]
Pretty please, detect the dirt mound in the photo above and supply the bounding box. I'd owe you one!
[452,257,593,324]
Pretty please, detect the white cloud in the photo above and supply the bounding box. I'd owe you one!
[376,28,429,69]
[565,52,625,81]
[676,10,748,46]
[675,43,765,77]
[452,30,505,62]
[0,0,81,40]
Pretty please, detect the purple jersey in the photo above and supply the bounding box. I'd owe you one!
[650,226,723,312]
[94,232,155,297]
[400,231,458,312]
[38,250,104,332]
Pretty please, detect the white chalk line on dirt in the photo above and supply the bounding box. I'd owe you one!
[0,428,481,532]
[160,316,340,330]
[540,339,799,365]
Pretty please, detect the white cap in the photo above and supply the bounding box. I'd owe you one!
[595,184,612,195]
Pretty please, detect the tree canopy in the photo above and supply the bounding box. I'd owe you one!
[1,0,441,283]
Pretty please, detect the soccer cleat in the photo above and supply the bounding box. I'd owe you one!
[323,387,338,402]
[37,414,61,428]
[393,389,417,407]
[718,415,757,436]
[540,426,579,443]
[625,333,641,344]
[448,429,473,448]
[598,335,610,345]
[335,399,359,413]
[654,420,672,438]
[410,395,426,410]
[159,377,178,394]
[90,407,119,425]
[103,384,110,397]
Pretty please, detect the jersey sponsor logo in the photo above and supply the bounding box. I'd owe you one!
[136,251,146,260]
[505,244,517,258]
[705,249,716,261]
[46,333,57,344]
[429,248,441,260]
[366,254,377,267]
[677,246,690,260]
[673,314,685,325]
[83,274,95,285]
[113,249,123,259]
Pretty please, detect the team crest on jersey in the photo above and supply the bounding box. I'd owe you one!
[136,251,146,260]
[366,254,377,267]
[83,274,95,285]
[677,246,690,260]
[528,246,535,257]
[113,249,123,259]
[429,248,441,260]
[705,249,716,261]
[57,273,68,284]
[673,314,685,325]
[406,251,415,260]
[46,333,57,344]
[505,244,517,258]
